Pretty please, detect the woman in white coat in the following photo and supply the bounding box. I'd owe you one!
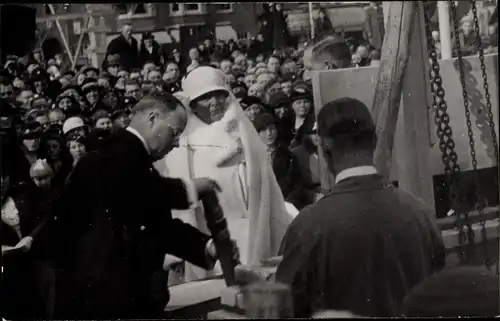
[158,66,293,282]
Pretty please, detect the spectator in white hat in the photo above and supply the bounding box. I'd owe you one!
[159,66,292,283]
[62,116,87,137]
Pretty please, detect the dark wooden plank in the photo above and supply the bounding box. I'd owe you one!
[437,206,499,230]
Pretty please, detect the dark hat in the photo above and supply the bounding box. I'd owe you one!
[81,65,99,75]
[280,72,296,83]
[252,112,277,132]
[402,266,499,317]
[30,68,49,81]
[66,130,86,144]
[143,32,154,40]
[231,81,247,91]
[62,70,76,78]
[268,91,290,108]
[107,54,121,67]
[91,109,111,126]
[99,71,113,79]
[81,78,100,93]
[290,86,312,103]
[317,97,375,138]
[21,120,43,139]
[240,96,265,111]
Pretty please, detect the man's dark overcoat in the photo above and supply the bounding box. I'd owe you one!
[276,174,446,317]
[106,35,140,72]
[49,129,212,319]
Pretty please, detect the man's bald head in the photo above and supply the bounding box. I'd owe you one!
[302,35,352,78]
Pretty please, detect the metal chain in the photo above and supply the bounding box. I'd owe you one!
[471,0,499,163]
[470,0,497,270]
[450,0,484,263]
[422,2,470,264]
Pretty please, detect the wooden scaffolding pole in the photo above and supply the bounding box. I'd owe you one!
[47,4,75,67]
[372,1,435,208]
[372,1,416,180]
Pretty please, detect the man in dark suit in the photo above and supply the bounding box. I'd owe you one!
[49,93,237,319]
[106,22,139,72]
[275,98,445,318]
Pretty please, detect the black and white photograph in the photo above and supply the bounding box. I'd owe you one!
[0,1,499,319]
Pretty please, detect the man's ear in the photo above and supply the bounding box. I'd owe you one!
[147,110,158,126]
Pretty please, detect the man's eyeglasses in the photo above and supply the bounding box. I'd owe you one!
[167,124,182,140]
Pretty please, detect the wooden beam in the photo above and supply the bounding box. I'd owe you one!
[396,1,436,210]
[71,15,91,71]
[372,1,416,180]
[36,13,86,23]
[47,4,74,67]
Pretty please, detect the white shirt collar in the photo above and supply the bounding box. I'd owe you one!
[126,126,150,155]
[335,165,378,184]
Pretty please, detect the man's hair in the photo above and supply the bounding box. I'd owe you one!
[130,93,183,115]
[317,97,376,152]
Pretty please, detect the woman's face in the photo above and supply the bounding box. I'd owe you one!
[108,65,119,77]
[244,75,256,88]
[95,117,113,131]
[144,38,153,47]
[274,106,288,119]
[164,63,180,82]
[103,92,119,110]
[34,80,45,93]
[69,141,86,160]
[148,70,162,83]
[245,104,263,121]
[23,137,40,152]
[58,97,73,111]
[225,74,236,86]
[258,124,278,146]
[32,174,52,189]
[281,81,292,96]
[292,99,312,117]
[46,139,61,159]
[113,115,130,129]
[77,74,86,86]
[193,91,229,124]
[248,85,264,99]
[86,89,99,105]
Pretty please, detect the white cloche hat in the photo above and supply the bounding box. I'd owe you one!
[181,66,230,104]
[63,116,85,135]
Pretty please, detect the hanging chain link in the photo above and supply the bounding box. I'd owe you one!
[422,2,471,264]
[470,0,499,162]
[450,0,489,264]
[470,0,498,270]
